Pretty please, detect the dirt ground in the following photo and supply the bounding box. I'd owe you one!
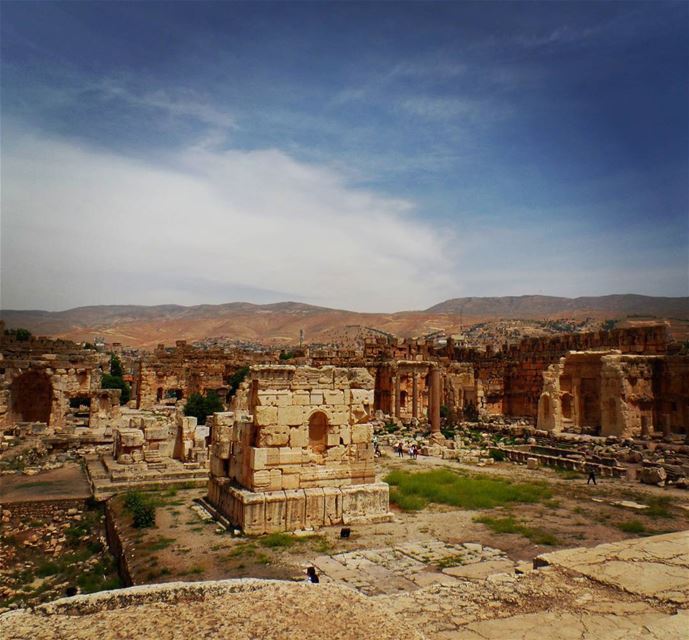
[1,463,91,504]
[110,450,689,585]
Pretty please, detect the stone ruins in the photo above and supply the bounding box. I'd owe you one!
[207,365,392,534]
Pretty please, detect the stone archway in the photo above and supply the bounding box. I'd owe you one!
[10,370,53,424]
[308,411,328,454]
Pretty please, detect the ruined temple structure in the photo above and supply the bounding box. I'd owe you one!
[538,351,689,438]
[207,365,392,534]
[0,322,120,438]
[85,411,209,497]
[133,341,278,410]
[368,324,687,439]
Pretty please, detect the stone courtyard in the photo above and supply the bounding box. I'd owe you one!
[2,530,687,639]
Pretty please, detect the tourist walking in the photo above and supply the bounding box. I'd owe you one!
[587,468,597,485]
[305,566,320,583]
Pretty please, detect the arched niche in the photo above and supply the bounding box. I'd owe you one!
[308,411,329,454]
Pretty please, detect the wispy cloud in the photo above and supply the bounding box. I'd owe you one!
[94,79,237,130]
[1,125,457,311]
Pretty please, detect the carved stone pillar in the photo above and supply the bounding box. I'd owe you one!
[412,373,419,419]
[430,366,441,435]
[394,373,401,419]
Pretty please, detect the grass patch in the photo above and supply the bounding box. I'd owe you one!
[617,520,646,534]
[436,554,465,569]
[554,469,584,480]
[644,497,673,519]
[259,532,296,548]
[143,536,175,552]
[226,542,257,559]
[385,469,551,512]
[474,515,559,545]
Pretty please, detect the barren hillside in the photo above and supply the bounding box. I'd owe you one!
[1,295,686,348]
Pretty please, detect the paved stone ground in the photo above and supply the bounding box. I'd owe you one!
[2,531,687,639]
[375,529,689,639]
[535,530,689,605]
[314,540,513,595]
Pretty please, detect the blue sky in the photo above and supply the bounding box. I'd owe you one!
[1,1,687,312]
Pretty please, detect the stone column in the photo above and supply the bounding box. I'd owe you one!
[412,373,419,419]
[641,415,650,438]
[430,366,441,437]
[394,373,401,419]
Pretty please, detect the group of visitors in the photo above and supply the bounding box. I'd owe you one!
[394,441,419,459]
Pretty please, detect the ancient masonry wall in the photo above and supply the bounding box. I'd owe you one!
[207,365,391,534]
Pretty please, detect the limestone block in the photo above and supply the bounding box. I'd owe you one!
[289,426,308,448]
[275,391,292,407]
[214,412,235,427]
[257,425,290,447]
[640,466,667,485]
[266,448,280,466]
[304,487,325,528]
[182,416,198,430]
[310,391,324,405]
[210,456,226,477]
[527,457,540,470]
[268,468,283,491]
[323,486,343,525]
[282,469,301,490]
[326,445,346,462]
[284,489,306,530]
[329,410,349,426]
[264,491,287,532]
[118,429,145,447]
[252,469,271,490]
[350,404,369,424]
[255,406,278,427]
[257,392,279,406]
[323,390,344,405]
[351,423,373,444]
[214,441,231,459]
[341,483,390,519]
[327,431,341,447]
[249,447,268,471]
[144,426,168,441]
[277,405,305,427]
[293,391,311,406]
[350,389,374,405]
[241,490,266,535]
[278,447,303,465]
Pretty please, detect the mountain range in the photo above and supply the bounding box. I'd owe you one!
[1,295,686,348]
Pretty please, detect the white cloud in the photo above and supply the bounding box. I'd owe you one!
[0,126,457,312]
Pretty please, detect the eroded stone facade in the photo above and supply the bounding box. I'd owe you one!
[207,365,391,534]
[0,325,118,437]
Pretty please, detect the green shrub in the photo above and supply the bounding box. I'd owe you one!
[489,449,506,462]
[617,520,646,534]
[36,561,60,577]
[132,502,155,528]
[101,373,130,404]
[184,391,224,425]
[123,490,156,528]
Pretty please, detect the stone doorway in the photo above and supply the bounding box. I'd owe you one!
[10,370,53,424]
